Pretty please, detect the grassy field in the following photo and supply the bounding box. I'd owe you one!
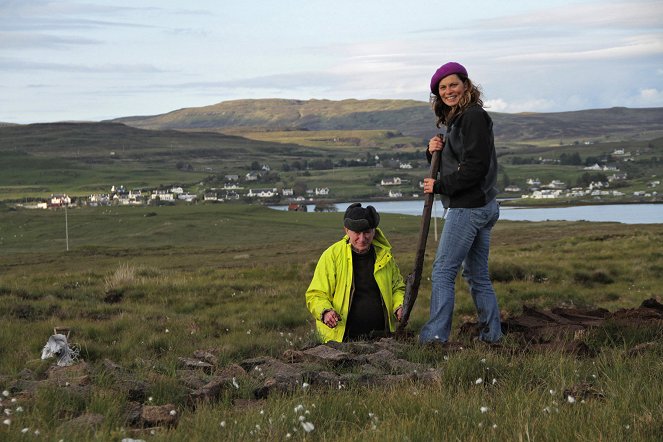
[0,204,662,440]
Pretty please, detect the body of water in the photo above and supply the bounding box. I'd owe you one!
[270,201,663,224]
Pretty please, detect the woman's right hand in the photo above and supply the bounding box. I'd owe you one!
[427,135,444,154]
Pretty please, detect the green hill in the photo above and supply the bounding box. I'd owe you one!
[2,101,663,203]
[112,99,663,143]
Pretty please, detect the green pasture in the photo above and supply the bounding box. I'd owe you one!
[0,204,662,440]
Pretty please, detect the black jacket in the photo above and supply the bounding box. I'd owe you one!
[427,104,498,208]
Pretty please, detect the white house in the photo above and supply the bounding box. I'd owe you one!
[50,194,71,207]
[247,188,277,198]
[381,177,402,186]
[315,187,330,196]
[151,190,174,201]
[177,193,197,202]
[388,190,402,198]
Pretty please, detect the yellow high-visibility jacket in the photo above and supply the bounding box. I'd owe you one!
[305,228,405,343]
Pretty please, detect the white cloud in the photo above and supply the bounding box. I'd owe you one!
[485,98,557,114]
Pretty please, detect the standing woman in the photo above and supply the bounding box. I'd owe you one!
[419,62,502,344]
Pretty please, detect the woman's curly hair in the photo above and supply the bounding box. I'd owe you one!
[430,74,483,128]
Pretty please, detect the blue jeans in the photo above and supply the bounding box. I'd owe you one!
[419,198,502,343]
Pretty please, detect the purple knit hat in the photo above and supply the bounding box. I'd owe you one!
[430,62,468,93]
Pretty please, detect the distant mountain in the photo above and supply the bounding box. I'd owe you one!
[112,99,663,143]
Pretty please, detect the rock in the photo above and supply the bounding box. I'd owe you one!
[46,361,90,387]
[177,357,214,374]
[177,370,210,390]
[192,350,219,366]
[625,341,657,357]
[124,401,143,426]
[217,363,248,380]
[140,404,179,428]
[66,413,104,430]
[301,345,353,365]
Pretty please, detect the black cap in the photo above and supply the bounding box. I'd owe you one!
[343,203,380,232]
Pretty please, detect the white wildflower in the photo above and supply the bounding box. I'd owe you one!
[148,396,153,402]
[298,415,305,422]
[302,382,310,390]
[294,404,304,413]
[480,406,489,413]
[22,427,29,433]
[286,433,292,438]
[480,358,486,364]
[169,409,177,416]
[2,419,10,426]
[492,378,497,385]
[475,378,483,384]
[2,391,9,397]
[165,328,169,333]
[220,420,226,428]
[4,408,11,416]
[543,406,551,413]
[15,406,23,413]
[301,421,315,433]
[232,377,239,389]
[34,429,40,435]
[567,395,576,404]
[549,389,555,395]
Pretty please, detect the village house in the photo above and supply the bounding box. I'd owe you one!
[247,188,277,198]
[89,194,111,206]
[50,194,71,207]
[315,187,330,196]
[224,174,239,182]
[381,177,402,186]
[178,193,197,202]
[170,187,184,195]
[526,178,541,188]
[282,188,294,196]
[204,193,220,202]
[388,190,403,198]
[608,173,628,182]
[543,180,566,190]
[245,171,260,181]
[399,162,412,169]
[523,189,562,199]
[584,163,619,171]
[151,190,175,201]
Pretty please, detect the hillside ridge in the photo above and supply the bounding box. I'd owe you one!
[110,99,663,142]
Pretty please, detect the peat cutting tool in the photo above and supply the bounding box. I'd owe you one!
[397,134,442,332]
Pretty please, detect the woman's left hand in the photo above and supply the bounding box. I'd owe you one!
[423,178,436,194]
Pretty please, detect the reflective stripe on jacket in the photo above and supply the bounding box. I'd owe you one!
[305,228,405,343]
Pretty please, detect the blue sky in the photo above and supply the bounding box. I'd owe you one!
[1,0,662,123]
